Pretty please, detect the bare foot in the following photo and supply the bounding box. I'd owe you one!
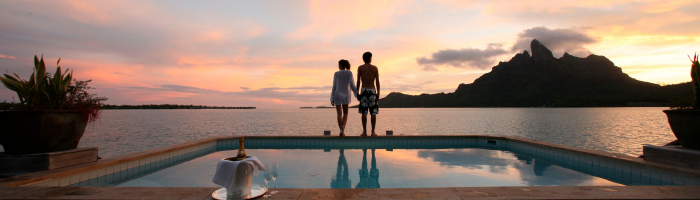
[371,132,377,137]
[340,129,345,137]
[360,131,368,137]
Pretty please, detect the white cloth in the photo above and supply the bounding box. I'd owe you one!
[212,156,266,189]
[330,70,359,105]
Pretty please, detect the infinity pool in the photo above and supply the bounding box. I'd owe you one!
[61,137,699,188]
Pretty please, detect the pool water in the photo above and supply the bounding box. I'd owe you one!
[115,148,622,188]
[69,137,698,188]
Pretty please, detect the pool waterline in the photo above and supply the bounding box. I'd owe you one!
[4,136,700,188]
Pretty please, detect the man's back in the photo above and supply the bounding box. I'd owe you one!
[357,64,378,89]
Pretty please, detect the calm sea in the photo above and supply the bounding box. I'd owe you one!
[62,107,674,158]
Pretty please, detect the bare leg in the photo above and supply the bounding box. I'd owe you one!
[335,105,344,136]
[341,105,349,130]
[361,114,368,136]
[370,114,377,136]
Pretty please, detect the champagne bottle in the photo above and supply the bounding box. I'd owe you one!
[235,137,247,160]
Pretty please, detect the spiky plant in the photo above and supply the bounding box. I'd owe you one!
[690,53,700,110]
[44,58,73,109]
[0,55,50,109]
[0,55,106,123]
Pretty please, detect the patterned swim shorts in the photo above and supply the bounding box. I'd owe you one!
[358,88,379,115]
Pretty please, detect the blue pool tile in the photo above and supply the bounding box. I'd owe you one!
[434,182,452,187]
[432,178,449,184]
[660,171,674,185]
[686,177,700,186]
[97,176,106,186]
[420,181,437,188]
[671,173,685,185]
[649,169,661,184]
[89,177,98,186]
[75,180,86,187]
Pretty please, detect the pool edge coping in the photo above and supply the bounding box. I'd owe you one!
[1,185,699,199]
[1,135,699,187]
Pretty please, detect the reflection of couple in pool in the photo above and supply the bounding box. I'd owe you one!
[330,149,380,189]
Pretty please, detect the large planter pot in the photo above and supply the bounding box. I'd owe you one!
[663,109,700,150]
[0,110,87,154]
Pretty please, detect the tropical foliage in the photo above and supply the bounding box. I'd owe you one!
[690,53,700,110]
[669,53,700,110]
[0,55,107,122]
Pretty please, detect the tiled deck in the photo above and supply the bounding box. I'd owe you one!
[1,186,699,199]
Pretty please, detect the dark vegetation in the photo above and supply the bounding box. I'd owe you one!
[101,104,255,109]
[380,39,693,107]
[0,102,255,110]
[0,56,107,122]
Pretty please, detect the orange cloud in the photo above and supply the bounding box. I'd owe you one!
[0,54,17,59]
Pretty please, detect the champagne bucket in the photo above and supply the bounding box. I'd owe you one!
[226,161,254,199]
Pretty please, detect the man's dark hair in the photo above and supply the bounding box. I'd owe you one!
[339,59,350,70]
[362,52,372,63]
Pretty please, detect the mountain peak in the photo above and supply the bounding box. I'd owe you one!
[378,38,684,108]
[531,39,555,64]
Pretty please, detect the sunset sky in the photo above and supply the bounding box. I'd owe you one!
[0,0,698,108]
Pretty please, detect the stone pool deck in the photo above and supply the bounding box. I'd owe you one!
[1,185,699,199]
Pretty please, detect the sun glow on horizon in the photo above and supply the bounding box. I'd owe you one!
[0,0,698,107]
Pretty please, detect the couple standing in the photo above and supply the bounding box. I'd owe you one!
[330,52,380,137]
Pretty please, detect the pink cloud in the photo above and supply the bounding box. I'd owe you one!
[0,54,17,59]
[286,0,418,40]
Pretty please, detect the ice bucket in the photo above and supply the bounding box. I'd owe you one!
[223,157,254,199]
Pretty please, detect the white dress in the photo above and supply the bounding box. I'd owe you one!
[330,70,359,105]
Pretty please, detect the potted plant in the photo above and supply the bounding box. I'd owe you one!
[663,53,700,149]
[0,55,107,154]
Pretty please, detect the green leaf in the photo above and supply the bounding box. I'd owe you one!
[4,74,22,84]
[37,55,46,81]
[34,55,39,69]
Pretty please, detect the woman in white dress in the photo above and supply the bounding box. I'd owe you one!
[330,59,359,136]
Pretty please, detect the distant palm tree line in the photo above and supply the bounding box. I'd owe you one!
[0,102,255,110]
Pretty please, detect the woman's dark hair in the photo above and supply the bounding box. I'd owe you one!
[339,59,350,70]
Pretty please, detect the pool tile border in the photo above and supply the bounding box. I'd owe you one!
[1,135,699,187]
[1,186,700,199]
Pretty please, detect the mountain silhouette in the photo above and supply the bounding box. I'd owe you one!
[381,39,692,107]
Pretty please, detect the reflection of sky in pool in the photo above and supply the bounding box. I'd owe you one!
[115,148,622,188]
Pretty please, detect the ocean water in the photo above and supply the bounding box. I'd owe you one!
[72,107,674,158]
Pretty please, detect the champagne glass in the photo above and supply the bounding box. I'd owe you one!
[270,161,279,194]
[263,164,272,198]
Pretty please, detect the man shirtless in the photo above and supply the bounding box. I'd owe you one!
[356,52,380,137]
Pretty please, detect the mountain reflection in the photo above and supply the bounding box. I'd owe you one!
[417,149,598,186]
[331,149,380,189]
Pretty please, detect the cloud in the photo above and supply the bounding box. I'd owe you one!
[511,26,600,57]
[416,43,508,71]
[286,0,418,40]
[415,26,601,70]
[0,54,17,59]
